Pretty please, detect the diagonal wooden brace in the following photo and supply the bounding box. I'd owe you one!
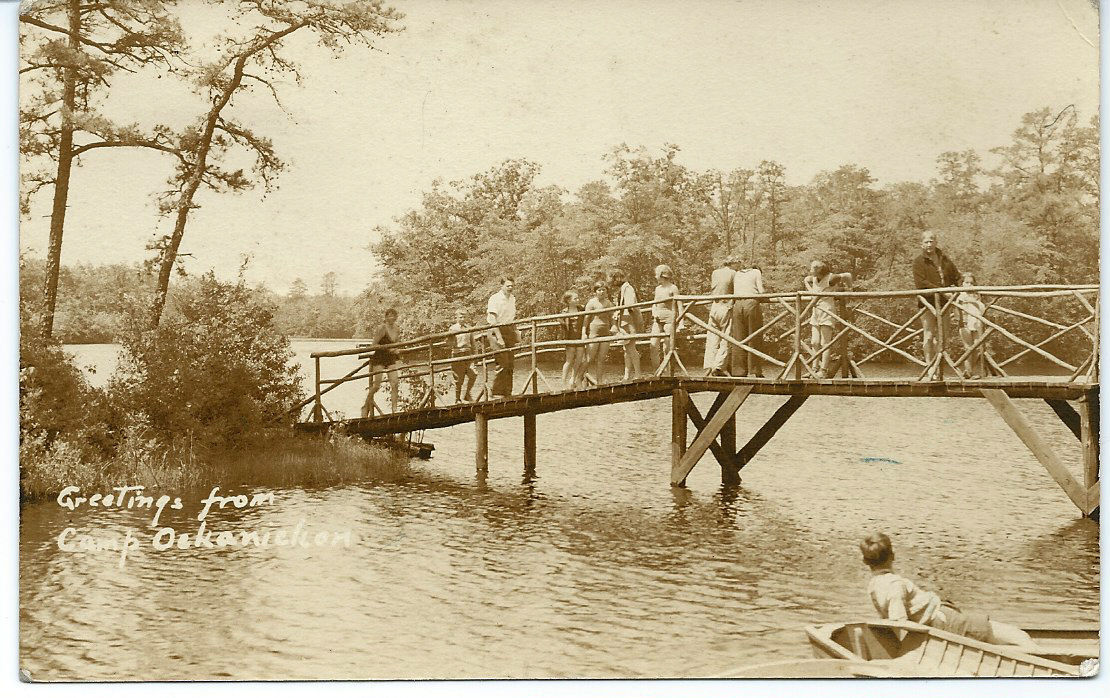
[1044,399,1082,440]
[671,387,752,485]
[981,389,1090,515]
[685,396,740,480]
[737,394,808,468]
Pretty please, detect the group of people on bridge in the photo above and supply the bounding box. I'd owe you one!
[361,230,986,416]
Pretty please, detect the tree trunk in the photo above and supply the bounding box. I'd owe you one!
[40,0,80,339]
[147,22,307,328]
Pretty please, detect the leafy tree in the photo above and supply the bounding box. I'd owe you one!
[990,106,1099,282]
[756,160,788,263]
[111,271,304,448]
[703,168,759,257]
[288,277,308,300]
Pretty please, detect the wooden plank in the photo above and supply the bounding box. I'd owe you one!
[523,413,536,470]
[980,389,1086,512]
[685,398,738,477]
[475,413,488,472]
[1079,392,1098,517]
[737,394,809,467]
[1044,399,1082,440]
[671,389,688,483]
[674,387,752,485]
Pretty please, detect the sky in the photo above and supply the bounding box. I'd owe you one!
[14,0,1102,295]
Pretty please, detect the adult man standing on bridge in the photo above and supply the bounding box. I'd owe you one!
[704,255,737,377]
[610,269,643,381]
[912,230,961,368]
[731,258,766,378]
[487,276,518,398]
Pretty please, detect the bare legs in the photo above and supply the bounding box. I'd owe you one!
[586,331,610,386]
[810,324,834,377]
[563,346,588,389]
[959,326,983,378]
[361,368,399,417]
[621,336,641,381]
[920,308,939,366]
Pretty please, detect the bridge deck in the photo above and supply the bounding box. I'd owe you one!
[296,376,1096,438]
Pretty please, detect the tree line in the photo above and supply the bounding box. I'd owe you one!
[23,104,1098,348]
[370,107,1098,338]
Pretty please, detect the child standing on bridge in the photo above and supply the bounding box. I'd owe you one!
[859,532,1038,651]
[955,273,987,379]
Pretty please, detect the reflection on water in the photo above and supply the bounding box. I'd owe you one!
[19,342,1100,680]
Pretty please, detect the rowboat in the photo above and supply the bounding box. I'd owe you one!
[804,620,1089,677]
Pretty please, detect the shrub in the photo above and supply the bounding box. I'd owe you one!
[109,271,305,450]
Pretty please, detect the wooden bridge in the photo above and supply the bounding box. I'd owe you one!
[295,284,1100,519]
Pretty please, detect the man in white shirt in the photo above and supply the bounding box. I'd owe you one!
[704,256,737,376]
[486,276,518,397]
[609,269,642,381]
[731,260,765,378]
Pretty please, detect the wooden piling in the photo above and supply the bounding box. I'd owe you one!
[475,413,488,471]
[718,397,738,484]
[1079,391,1099,517]
[524,413,537,470]
[673,386,751,485]
[671,389,688,484]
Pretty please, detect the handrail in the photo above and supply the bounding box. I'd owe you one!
[300,284,1100,421]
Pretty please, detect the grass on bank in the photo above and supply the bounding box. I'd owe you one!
[20,428,411,503]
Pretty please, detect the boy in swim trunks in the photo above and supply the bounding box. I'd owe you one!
[859,532,1039,651]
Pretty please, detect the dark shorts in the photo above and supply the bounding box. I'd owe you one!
[370,350,399,368]
[932,605,993,643]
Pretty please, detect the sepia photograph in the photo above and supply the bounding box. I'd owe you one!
[11,0,1103,685]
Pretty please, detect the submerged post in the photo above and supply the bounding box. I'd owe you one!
[475,413,488,471]
[524,413,536,470]
[1079,390,1099,518]
[671,389,688,484]
[719,404,738,484]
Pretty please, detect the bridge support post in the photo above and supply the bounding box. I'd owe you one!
[1079,390,1099,520]
[671,389,688,483]
[719,408,738,485]
[672,387,751,486]
[475,413,488,472]
[524,413,536,471]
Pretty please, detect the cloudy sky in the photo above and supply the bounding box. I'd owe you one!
[13,0,1101,295]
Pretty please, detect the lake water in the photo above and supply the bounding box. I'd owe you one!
[19,341,1099,680]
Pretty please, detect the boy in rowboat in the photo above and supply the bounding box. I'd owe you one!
[859,532,1039,652]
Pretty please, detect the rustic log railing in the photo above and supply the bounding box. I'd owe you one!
[296,284,1098,422]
